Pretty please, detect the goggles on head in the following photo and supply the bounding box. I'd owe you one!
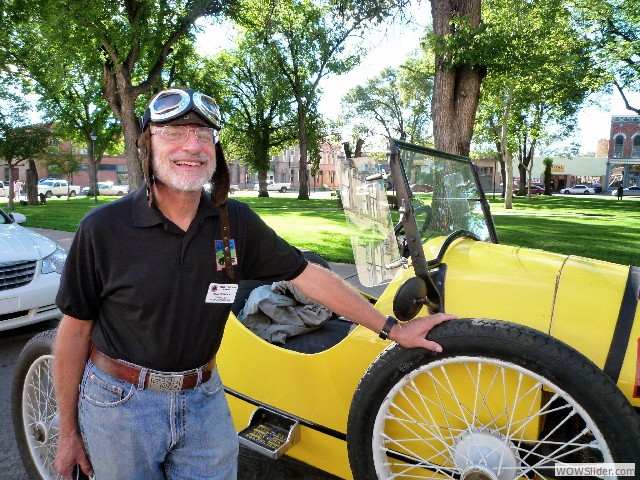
[141,88,221,132]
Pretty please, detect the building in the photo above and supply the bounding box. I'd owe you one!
[605,115,640,190]
[227,142,343,191]
[2,137,129,188]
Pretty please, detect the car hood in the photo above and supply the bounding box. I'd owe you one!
[0,224,57,262]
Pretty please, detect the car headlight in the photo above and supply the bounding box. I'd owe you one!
[42,247,67,274]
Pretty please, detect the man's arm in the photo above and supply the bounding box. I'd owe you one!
[54,315,94,479]
[290,263,456,351]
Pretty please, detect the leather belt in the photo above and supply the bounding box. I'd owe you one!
[89,346,215,392]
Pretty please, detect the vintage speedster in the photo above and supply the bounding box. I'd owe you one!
[12,139,640,479]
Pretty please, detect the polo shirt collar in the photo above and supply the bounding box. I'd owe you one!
[132,182,219,228]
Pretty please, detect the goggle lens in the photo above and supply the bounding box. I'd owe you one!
[142,89,221,132]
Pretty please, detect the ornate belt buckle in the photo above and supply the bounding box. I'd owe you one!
[148,372,184,391]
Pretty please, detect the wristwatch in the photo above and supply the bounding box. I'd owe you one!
[379,315,398,340]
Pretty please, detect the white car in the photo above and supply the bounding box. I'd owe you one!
[81,182,129,196]
[611,185,640,196]
[560,184,595,194]
[0,208,66,331]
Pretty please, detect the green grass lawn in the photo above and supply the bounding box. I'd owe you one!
[2,193,638,266]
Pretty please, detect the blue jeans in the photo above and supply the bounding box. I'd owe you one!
[78,359,239,479]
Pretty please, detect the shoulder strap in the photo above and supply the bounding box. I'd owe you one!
[219,202,235,280]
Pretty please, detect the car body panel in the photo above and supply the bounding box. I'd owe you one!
[561,184,595,194]
[0,217,63,331]
[219,231,640,476]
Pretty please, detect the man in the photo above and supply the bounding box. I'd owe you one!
[617,184,624,200]
[53,87,455,480]
[14,179,23,201]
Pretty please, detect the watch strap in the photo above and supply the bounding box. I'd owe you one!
[379,315,398,340]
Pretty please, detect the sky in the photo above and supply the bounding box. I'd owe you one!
[195,8,640,156]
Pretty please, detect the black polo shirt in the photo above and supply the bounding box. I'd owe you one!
[56,185,307,371]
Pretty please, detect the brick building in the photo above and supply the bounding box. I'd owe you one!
[605,115,640,190]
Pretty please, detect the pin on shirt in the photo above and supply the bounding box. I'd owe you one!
[215,239,238,271]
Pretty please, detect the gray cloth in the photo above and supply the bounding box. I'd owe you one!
[237,281,332,344]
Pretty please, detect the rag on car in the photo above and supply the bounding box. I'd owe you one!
[237,281,332,344]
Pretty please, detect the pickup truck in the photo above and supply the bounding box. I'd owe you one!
[253,181,292,193]
[0,181,10,197]
[37,179,81,198]
[81,182,129,196]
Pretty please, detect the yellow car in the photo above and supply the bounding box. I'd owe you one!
[12,140,640,479]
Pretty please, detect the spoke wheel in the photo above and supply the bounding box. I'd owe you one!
[12,329,62,480]
[347,319,640,479]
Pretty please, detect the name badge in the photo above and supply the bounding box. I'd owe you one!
[205,283,238,303]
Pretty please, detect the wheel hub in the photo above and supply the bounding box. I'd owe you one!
[454,430,520,480]
[33,421,48,444]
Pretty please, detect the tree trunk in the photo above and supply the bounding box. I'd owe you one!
[257,170,269,198]
[26,161,39,205]
[431,0,485,156]
[297,104,309,200]
[120,94,144,190]
[6,165,15,211]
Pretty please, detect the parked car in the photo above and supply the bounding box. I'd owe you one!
[593,183,603,193]
[254,181,292,193]
[12,140,640,479]
[560,184,595,194]
[229,184,239,194]
[81,182,129,196]
[611,185,640,196]
[0,181,10,197]
[516,185,544,195]
[37,179,81,198]
[0,207,65,331]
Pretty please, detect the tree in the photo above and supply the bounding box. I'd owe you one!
[12,29,122,199]
[10,0,240,190]
[0,124,50,210]
[429,0,485,156]
[192,31,297,197]
[341,49,434,145]
[542,156,553,194]
[241,0,406,199]
[474,0,601,208]
[575,0,640,113]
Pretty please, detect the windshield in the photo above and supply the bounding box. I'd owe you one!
[339,155,400,286]
[399,142,494,244]
[339,139,496,287]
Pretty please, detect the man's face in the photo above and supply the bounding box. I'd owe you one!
[150,124,216,192]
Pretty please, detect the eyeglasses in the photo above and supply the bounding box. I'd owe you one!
[151,126,216,145]
[141,88,221,132]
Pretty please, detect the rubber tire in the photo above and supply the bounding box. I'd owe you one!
[279,187,287,193]
[69,191,76,197]
[346,318,640,479]
[45,191,52,198]
[12,329,60,480]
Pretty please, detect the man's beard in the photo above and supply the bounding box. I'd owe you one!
[152,151,216,192]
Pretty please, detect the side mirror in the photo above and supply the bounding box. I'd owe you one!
[9,212,27,224]
[393,277,432,321]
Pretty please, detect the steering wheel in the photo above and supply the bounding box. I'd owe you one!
[413,203,433,235]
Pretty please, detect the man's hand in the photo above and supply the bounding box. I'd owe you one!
[54,431,93,479]
[388,313,457,351]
